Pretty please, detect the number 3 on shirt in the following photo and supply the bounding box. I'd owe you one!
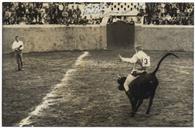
[142,56,150,67]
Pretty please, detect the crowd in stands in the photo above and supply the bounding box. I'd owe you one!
[3,2,102,25]
[143,3,194,25]
[3,2,194,25]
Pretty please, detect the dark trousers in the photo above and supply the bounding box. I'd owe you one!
[15,51,23,70]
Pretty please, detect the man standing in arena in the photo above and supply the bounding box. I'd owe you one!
[119,46,150,93]
[12,36,24,71]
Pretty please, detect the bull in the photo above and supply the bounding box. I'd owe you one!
[117,53,178,117]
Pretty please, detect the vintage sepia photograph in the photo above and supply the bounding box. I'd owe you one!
[1,1,194,127]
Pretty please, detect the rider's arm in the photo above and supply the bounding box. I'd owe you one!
[119,54,138,63]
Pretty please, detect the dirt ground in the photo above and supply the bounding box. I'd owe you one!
[2,50,193,127]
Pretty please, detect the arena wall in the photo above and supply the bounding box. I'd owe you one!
[3,25,107,54]
[3,25,194,53]
[135,25,194,52]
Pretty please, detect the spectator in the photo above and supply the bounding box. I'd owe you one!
[62,6,69,25]
[75,5,81,24]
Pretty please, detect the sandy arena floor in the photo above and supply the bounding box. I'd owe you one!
[2,50,193,126]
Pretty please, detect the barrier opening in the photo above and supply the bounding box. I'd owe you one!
[107,21,135,49]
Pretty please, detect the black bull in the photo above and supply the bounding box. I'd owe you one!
[117,53,178,117]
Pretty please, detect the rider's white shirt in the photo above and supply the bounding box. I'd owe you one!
[133,51,148,62]
[121,50,148,63]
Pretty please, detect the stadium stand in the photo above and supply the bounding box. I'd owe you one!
[144,3,194,25]
[2,2,194,25]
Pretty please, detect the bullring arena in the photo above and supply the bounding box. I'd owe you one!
[2,2,194,127]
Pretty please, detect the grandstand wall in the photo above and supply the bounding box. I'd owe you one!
[3,25,107,54]
[135,25,194,52]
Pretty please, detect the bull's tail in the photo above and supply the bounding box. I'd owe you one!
[152,53,178,75]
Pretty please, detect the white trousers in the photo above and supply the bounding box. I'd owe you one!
[124,74,137,92]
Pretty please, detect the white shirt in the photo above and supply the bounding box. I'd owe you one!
[120,51,150,68]
[12,40,24,51]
